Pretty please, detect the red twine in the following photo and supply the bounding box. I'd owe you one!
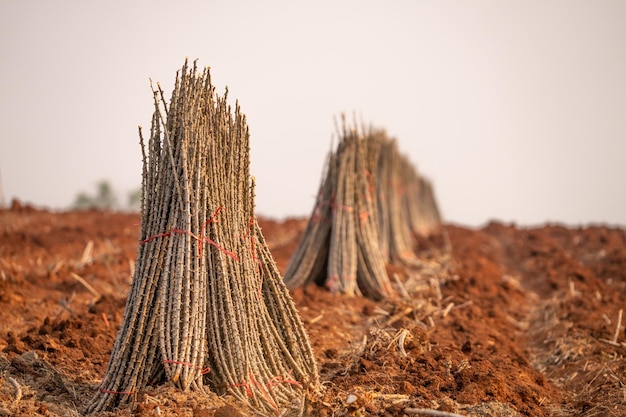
[326,274,357,292]
[226,371,301,411]
[139,207,239,261]
[265,369,302,389]
[242,216,255,240]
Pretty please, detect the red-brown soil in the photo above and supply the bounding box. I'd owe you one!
[1,203,625,416]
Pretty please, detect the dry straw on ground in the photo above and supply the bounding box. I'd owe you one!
[85,60,318,416]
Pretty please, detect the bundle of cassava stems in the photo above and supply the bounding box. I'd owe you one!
[85,60,318,416]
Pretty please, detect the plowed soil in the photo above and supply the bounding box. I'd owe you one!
[1,203,625,416]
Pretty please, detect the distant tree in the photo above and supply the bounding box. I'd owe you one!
[73,180,118,210]
[127,187,141,211]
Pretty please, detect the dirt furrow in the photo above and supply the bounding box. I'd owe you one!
[1,208,624,416]
[484,222,626,417]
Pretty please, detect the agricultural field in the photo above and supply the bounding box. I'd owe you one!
[0,203,625,416]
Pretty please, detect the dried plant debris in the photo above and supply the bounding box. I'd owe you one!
[284,120,442,299]
[85,60,318,416]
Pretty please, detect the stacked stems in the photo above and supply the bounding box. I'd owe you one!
[85,60,318,416]
[374,137,417,263]
[283,121,441,299]
[284,122,392,300]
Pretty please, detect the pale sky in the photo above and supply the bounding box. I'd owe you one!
[1,1,625,227]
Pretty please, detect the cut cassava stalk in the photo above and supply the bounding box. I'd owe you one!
[85,60,318,416]
[284,121,392,300]
[284,120,441,299]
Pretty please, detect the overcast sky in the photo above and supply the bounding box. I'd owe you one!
[1,1,625,227]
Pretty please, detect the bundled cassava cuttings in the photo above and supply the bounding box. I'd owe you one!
[402,168,442,238]
[373,135,442,262]
[284,122,443,298]
[283,123,392,300]
[85,60,318,416]
[372,135,415,263]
